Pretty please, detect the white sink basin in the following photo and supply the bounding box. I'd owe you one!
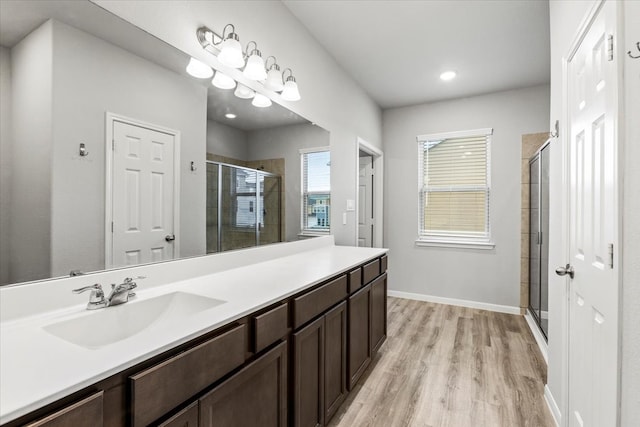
[43,292,226,349]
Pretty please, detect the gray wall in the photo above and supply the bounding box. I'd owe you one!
[247,123,330,242]
[93,0,383,247]
[382,84,549,308]
[0,47,12,284]
[8,21,54,284]
[206,120,248,160]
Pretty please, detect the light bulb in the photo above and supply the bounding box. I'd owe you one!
[225,113,237,119]
[218,35,245,69]
[265,68,284,92]
[211,71,236,90]
[243,51,267,81]
[252,93,272,108]
[440,71,456,81]
[281,78,301,101]
[234,83,255,99]
[186,58,213,78]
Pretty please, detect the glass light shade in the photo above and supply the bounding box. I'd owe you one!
[234,83,255,99]
[440,71,457,81]
[251,93,272,108]
[281,79,301,101]
[264,68,284,92]
[243,53,267,81]
[186,58,213,79]
[211,71,236,90]
[218,37,245,69]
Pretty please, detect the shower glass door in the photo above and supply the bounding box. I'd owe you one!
[259,174,281,246]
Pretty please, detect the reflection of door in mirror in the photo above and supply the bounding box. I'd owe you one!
[108,118,179,268]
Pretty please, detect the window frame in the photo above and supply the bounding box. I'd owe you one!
[300,147,331,236]
[415,128,495,249]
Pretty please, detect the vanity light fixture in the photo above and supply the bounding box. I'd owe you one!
[234,83,255,99]
[264,56,284,92]
[211,71,236,90]
[281,68,301,101]
[243,41,267,81]
[186,57,213,78]
[252,93,272,108]
[196,26,301,101]
[440,70,457,81]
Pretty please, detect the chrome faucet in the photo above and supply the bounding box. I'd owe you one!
[73,276,145,310]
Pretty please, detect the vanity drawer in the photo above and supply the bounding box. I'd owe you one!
[253,302,289,353]
[362,259,381,285]
[293,275,347,329]
[25,391,103,427]
[380,255,388,274]
[129,324,246,427]
[348,268,362,293]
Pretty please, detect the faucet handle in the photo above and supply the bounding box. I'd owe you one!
[72,284,106,309]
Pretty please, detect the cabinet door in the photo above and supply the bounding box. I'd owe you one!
[25,392,103,427]
[347,284,371,391]
[199,341,287,427]
[293,316,325,427]
[324,302,347,424]
[370,273,387,354]
[157,401,198,427]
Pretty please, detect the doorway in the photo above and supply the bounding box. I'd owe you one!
[356,138,383,248]
[105,113,181,268]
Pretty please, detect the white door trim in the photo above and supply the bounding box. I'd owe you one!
[105,112,181,268]
[356,137,384,248]
[560,0,622,425]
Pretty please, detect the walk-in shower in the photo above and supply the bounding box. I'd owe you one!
[206,161,282,253]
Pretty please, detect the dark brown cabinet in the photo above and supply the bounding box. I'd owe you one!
[293,302,347,427]
[157,402,198,427]
[199,341,288,427]
[24,392,103,427]
[347,284,371,391]
[370,273,387,354]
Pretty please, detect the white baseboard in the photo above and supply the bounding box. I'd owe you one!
[387,290,520,315]
[525,309,548,364]
[544,385,561,427]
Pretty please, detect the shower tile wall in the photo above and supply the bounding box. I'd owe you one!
[520,132,548,313]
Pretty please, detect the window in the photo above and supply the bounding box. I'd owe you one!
[301,148,331,233]
[416,128,494,248]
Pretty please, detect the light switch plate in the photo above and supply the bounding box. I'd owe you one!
[346,199,355,211]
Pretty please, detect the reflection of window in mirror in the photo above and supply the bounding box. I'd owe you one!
[301,148,331,234]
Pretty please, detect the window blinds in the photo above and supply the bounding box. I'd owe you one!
[418,135,490,241]
[301,150,331,231]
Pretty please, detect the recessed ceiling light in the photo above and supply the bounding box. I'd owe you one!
[225,113,237,119]
[440,71,457,81]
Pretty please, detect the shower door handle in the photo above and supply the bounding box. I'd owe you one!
[165,234,176,242]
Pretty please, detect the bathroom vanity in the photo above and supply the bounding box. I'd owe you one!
[0,237,388,427]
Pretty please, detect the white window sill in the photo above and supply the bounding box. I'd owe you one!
[298,231,331,238]
[415,239,495,250]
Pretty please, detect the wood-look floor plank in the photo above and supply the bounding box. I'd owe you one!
[328,297,554,427]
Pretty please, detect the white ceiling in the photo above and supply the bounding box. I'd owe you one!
[283,0,550,109]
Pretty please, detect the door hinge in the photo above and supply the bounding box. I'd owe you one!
[607,34,614,61]
[608,243,614,268]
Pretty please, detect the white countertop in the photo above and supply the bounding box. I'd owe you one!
[0,239,387,424]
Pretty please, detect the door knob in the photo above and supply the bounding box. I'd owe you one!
[165,234,176,242]
[555,264,574,279]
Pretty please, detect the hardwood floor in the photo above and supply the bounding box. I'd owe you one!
[328,297,554,427]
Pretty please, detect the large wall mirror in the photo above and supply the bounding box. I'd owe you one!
[0,0,330,287]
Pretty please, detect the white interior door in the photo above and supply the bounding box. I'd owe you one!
[565,1,619,425]
[111,120,177,267]
[358,155,373,247]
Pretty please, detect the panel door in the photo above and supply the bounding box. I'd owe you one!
[199,341,287,427]
[357,155,373,247]
[566,1,619,426]
[111,120,176,267]
[293,317,324,427]
[347,284,371,391]
[324,302,347,424]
